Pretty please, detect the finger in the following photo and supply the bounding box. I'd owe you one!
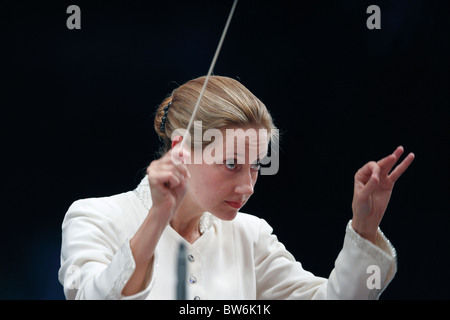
[167,161,191,181]
[388,152,415,183]
[163,174,181,189]
[149,157,190,188]
[354,161,378,189]
[359,165,380,199]
[159,162,190,180]
[170,146,191,166]
[377,146,404,176]
[151,171,181,189]
[377,154,397,176]
[392,145,405,160]
[174,163,190,180]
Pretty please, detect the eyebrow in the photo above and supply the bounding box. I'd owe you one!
[224,153,262,164]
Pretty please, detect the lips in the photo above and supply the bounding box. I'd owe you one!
[225,201,245,209]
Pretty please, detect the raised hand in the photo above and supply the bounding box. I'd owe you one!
[147,138,191,223]
[124,141,190,297]
[351,146,415,243]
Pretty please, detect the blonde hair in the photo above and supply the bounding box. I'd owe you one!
[154,76,276,156]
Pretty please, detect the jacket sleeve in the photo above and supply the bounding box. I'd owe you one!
[255,219,397,299]
[58,199,156,300]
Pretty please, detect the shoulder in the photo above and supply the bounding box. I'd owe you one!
[62,191,146,240]
[66,192,133,220]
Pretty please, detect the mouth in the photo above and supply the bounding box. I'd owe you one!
[225,201,245,209]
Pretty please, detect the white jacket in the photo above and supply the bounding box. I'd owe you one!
[58,176,397,300]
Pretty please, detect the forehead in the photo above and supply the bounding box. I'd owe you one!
[223,126,268,143]
[183,125,270,165]
[222,126,269,160]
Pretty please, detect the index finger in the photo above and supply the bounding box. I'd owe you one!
[377,146,405,176]
[170,144,191,166]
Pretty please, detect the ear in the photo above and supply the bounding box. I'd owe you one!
[171,136,183,149]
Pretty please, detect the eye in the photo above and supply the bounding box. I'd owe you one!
[225,158,237,170]
[251,160,261,171]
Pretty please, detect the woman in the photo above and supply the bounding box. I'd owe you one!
[58,75,414,299]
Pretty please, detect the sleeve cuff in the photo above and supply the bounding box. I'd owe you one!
[346,220,397,262]
[106,238,157,300]
[346,220,397,298]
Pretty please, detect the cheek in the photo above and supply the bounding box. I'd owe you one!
[188,165,228,202]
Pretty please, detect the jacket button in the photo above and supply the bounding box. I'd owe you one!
[189,276,197,284]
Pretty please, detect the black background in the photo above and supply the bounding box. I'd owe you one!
[2,0,449,299]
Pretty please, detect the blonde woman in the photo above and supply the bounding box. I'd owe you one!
[58,76,414,300]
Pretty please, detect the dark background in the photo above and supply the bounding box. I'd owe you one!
[2,0,449,299]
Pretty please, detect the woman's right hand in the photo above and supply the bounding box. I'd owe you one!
[146,141,191,223]
[123,141,190,297]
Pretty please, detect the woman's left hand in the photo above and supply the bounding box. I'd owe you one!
[351,146,415,243]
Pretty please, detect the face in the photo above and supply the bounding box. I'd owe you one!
[184,126,269,221]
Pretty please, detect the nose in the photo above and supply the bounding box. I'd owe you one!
[234,169,255,196]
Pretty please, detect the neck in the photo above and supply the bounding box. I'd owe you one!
[170,194,204,244]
